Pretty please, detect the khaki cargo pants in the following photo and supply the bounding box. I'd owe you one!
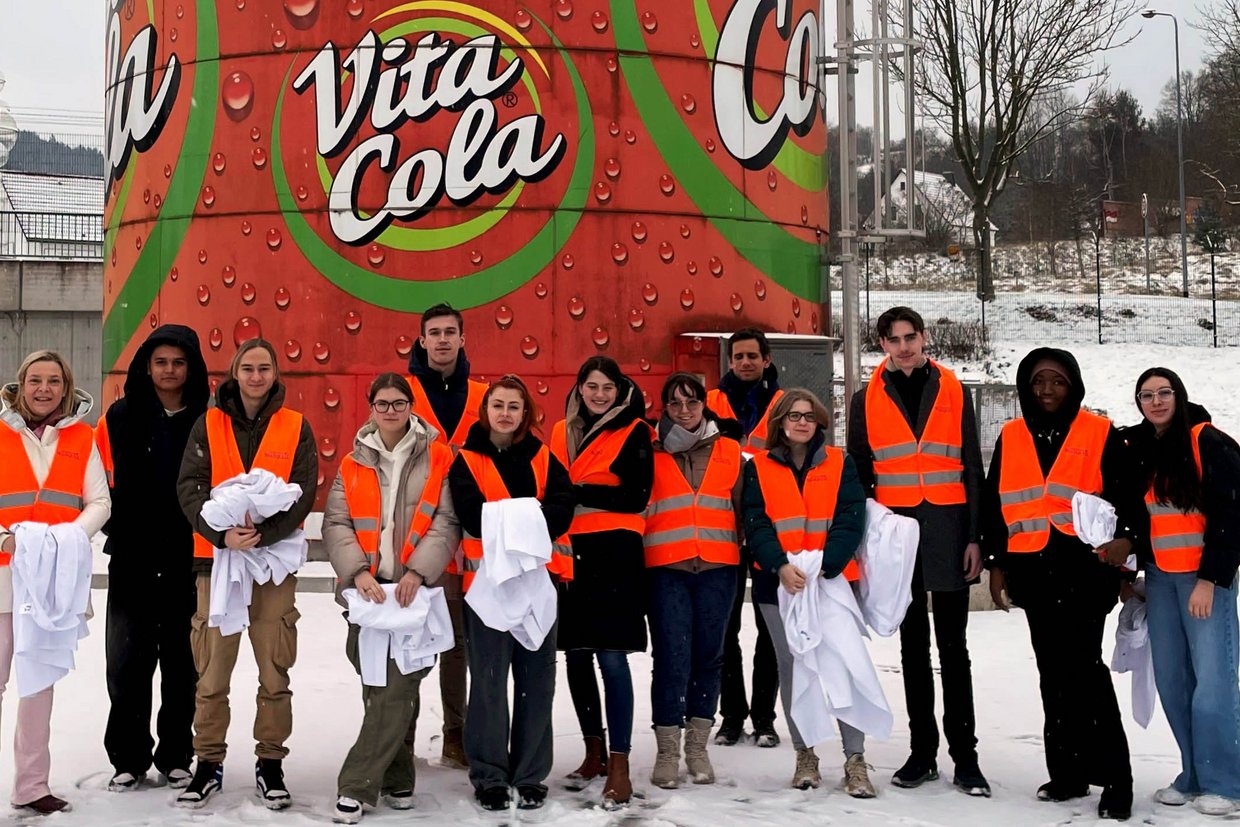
[190,573,299,762]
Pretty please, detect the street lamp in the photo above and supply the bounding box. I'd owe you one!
[1142,9,1189,297]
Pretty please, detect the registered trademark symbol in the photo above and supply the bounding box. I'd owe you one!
[502,92,518,108]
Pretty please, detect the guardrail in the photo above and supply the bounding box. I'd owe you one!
[0,211,103,260]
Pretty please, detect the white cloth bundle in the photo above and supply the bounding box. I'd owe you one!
[856,499,919,637]
[465,497,556,651]
[1112,579,1157,728]
[1072,492,1136,570]
[202,469,307,636]
[10,522,92,697]
[778,550,893,748]
[344,584,455,687]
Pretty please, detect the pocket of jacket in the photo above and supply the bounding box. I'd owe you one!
[274,608,301,670]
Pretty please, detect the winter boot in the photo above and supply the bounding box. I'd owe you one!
[565,735,608,789]
[792,748,821,790]
[843,754,877,798]
[162,768,193,789]
[650,726,681,789]
[175,761,223,809]
[601,752,633,809]
[683,718,716,784]
[714,718,744,746]
[108,771,144,792]
[753,720,780,748]
[441,727,467,770]
[333,796,363,824]
[256,758,292,810]
[892,754,939,789]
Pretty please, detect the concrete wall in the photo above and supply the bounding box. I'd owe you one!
[0,259,103,421]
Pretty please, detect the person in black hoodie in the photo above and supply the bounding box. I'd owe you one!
[551,356,654,808]
[96,324,209,792]
[981,347,1138,820]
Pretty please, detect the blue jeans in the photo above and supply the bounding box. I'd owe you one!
[648,566,738,728]
[1145,564,1240,799]
[566,650,634,754]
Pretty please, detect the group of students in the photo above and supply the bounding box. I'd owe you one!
[0,302,1235,822]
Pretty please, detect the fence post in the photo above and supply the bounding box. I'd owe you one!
[1095,232,1103,345]
[1211,250,1218,349]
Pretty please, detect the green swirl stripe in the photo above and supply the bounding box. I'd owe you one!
[103,3,218,368]
[612,0,818,300]
[272,13,593,312]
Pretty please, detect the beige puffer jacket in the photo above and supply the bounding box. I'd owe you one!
[323,416,460,607]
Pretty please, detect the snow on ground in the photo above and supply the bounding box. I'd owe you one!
[0,588,1214,827]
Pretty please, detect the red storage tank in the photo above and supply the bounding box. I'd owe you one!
[102,0,829,501]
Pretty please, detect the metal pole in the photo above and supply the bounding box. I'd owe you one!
[1211,250,1218,348]
[1144,204,1151,293]
[1096,231,1103,345]
[865,243,871,328]
[836,0,862,426]
[1173,16,1189,298]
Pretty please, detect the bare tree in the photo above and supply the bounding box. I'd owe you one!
[902,0,1137,298]
[1195,0,1240,204]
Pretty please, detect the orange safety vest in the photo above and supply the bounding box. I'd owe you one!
[751,448,860,582]
[998,409,1110,553]
[0,422,93,566]
[643,438,741,567]
[705,388,784,453]
[407,375,486,454]
[864,360,967,507]
[458,444,571,590]
[192,407,304,559]
[550,418,649,537]
[338,441,453,576]
[94,416,115,488]
[1146,423,1209,574]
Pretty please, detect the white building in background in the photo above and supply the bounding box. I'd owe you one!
[869,169,998,251]
[0,170,104,259]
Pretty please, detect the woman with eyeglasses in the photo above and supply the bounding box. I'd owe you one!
[323,373,460,824]
[739,388,872,795]
[979,348,1137,820]
[1121,368,1240,817]
[644,373,745,790]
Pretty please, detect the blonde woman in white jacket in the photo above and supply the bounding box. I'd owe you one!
[0,350,111,815]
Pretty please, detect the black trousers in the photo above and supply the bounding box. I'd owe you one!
[898,556,978,766]
[104,561,198,776]
[718,557,778,726]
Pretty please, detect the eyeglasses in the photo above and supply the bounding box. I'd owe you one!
[666,399,703,411]
[1137,388,1175,404]
[784,411,817,423]
[371,400,410,413]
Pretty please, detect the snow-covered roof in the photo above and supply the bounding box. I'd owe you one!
[872,168,998,234]
[0,171,103,243]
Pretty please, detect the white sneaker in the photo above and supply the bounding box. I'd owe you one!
[1154,786,1191,806]
[333,796,363,824]
[1194,794,1240,816]
[382,790,415,810]
[107,772,143,792]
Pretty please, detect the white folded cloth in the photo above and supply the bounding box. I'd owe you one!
[1112,579,1157,728]
[202,469,307,636]
[10,522,92,697]
[778,550,893,748]
[343,584,454,687]
[465,498,556,651]
[856,499,919,637]
[1072,491,1136,570]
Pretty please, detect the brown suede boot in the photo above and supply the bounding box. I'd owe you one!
[601,752,632,809]
[565,736,608,789]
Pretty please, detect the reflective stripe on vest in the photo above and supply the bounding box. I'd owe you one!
[864,359,967,507]
[998,409,1110,553]
[550,418,650,536]
[1146,423,1208,573]
[705,388,784,452]
[339,441,452,576]
[193,407,304,559]
[643,438,741,567]
[751,448,860,582]
[0,421,92,566]
[94,416,115,488]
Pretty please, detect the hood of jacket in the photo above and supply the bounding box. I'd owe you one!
[213,377,287,422]
[460,420,548,462]
[563,375,647,460]
[349,415,440,468]
[0,385,94,432]
[407,340,473,389]
[1015,347,1086,431]
[123,324,210,416]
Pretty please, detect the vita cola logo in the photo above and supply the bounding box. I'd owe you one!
[104,0,181,192]
[713,0,820,170]
[294,30,566,246]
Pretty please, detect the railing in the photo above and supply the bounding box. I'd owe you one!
[0,211,103,260]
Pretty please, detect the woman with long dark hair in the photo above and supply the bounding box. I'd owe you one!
[551,356,654,808]
[1124,367,1240,817]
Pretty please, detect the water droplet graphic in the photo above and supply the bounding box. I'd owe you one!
[520,335,540,359]
[169,28,178,43]
[469,250,483,266]
[786,321,797,334]
[639,357,652,372]
[680,93,696,114]
[221,265,236,287]
[558,254,575,272]
[659,175,675,196]
[233,317,261,346]
[709,256,724,277]
[611,242,629,264]
[209,327,224,350]
[811,312,819,332]
[679,224,690,239]
[250,126,262,142]
[176,3,184,18]
[149,312,158,328]
[554,0,572,20]
[686,260,697,275]
[324,387,341,409]
[198,249,208,265]
[169,266,179,282]
[642,282,658,304]
[274,287,291,309]
[608,121,620,137]
[640,10,657,32]
[705,138,716,153]
[241,282,256,304]
[628,308,645,331]
[163,164,172,179]
[313,342,330,363]
[792,297,801,317]
[801,205,809,225]
[271,28,286,49]
[631,221,647,243]
[658,241,674,263]
[591,10,608,31]
[514,9,532,30]
[295,185,309,202]
[283,0,319,30]
[366,244,385,267]
[197,285,211,305]
[153,194,162,210]
[593,182,612,204]
[536,380,549,396]
[222,71,254,121]
[135,235,143,250]
[604,158,621,179]
[591,326,610,348]
[345,0,364,19]
[241,220,252,236]
[201,186,216,208]
[266,228,282,251]
[754,279,767,300]
[767,170,778,191]
[568,296,586,319]
[624,130,637,145]
[494,305,514,329]
[606,55,618,73]
[730,292,744,312]
[395,335,413,357]
[252,147,267,169]
[534,282,548,299]
[690,33,701,48]
[345,310,362,333]
[679,288,696,310]
[143,188,151,204]
[212,152,226,174]
[319,437,337,459]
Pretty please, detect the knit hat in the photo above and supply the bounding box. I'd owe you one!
[1030,358,1071,385]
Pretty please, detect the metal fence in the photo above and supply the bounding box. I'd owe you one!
[2,132,104,178]
[0,211,103,260]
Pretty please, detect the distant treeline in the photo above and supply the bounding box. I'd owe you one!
[5,131,104,178]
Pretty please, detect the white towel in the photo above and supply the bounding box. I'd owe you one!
[856,499,919,637]
[465,498,557,650]
[202,470,308,636]
[1072,492,1136,570]
[344,584,455,687]
[10,522,92,697]
[778,550,893,747]
[1112,579,1157,728]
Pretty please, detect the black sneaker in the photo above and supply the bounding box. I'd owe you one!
[476,786,511,811]
[175,761,223,809]
[256,758,292,810]
[714,718,744,746]
[1099,785,1133,820]
[107,771,144,792]
[1036,780,1089,801]
[517,785,547,810]
[892,755,939,788]
[752,720,780,748]
[952,762,992,797]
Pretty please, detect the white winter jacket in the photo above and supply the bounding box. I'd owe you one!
[0,388,111,613]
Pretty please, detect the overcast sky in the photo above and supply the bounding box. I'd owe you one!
[0,1,1213,136]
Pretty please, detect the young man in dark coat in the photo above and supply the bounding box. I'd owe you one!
[98,324,209,791]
